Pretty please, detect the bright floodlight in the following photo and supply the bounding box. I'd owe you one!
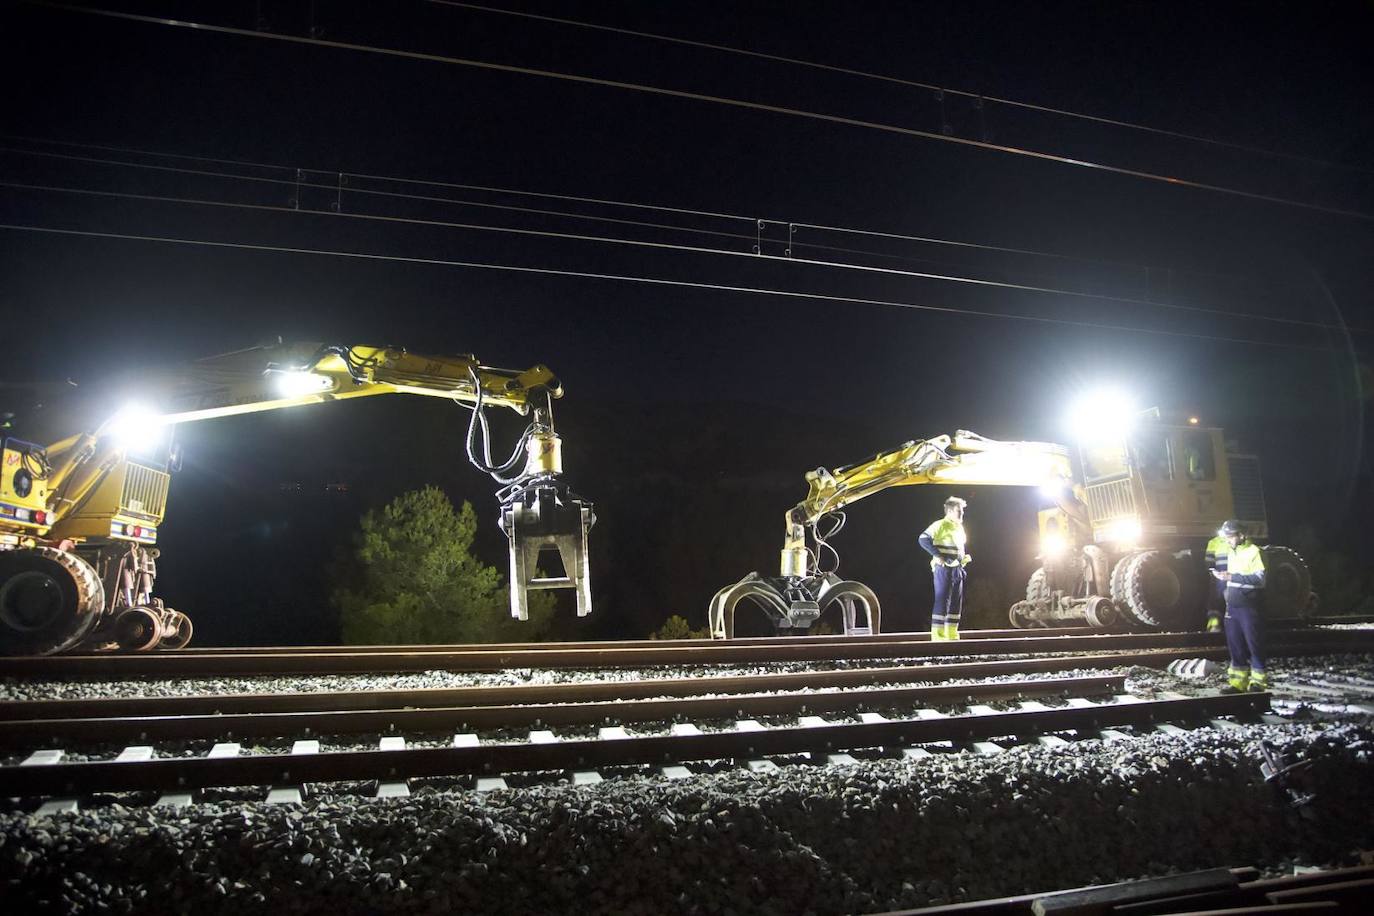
[1067,388,1136,442]
[106,405,164,453]
[1040,532,1067,558]
[1040,479,1068,499]
[274,370,333,398]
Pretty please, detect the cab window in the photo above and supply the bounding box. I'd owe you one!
[1180,430,1216,481]
[1131,432,1173,482]
[1081,442,1127,481]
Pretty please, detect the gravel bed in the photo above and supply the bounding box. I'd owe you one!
[3,720,1372,914]
[4,656,1372,913]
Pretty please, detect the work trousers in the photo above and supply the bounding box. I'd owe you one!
[1225,601,1266,673]
[932,564,965,629]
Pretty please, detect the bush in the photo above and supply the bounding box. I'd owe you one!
[333,486,555,644]
[650,615,710,639]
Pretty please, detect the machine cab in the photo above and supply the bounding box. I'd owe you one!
[1077,417,1267,547]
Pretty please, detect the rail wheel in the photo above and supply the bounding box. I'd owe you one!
[0,547,106,655]
[160,609,194,650]
[1260,546,1313,621]
[1008,600,1033,628]
[113,606,163,652]
[1114,549,1194,629]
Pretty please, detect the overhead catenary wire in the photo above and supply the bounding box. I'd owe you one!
[22,1,1374,222]
[2,175,1365,336]
[0,222,1349,354]
[425,0,1371,177]
[0,135,753,225]
[4,136,1279,285]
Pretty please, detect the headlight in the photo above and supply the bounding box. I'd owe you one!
[1040,532,1067,557]
[1040,479,1068,499]
[1102,517,1143,545]
[273,370,334,397]
[106,405,165,453]
[1067,388,1137,442]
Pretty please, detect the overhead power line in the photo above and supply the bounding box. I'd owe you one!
[426,0,1371,176]
[5,174,1363,335]
[7,134,1255,282]
[24,1,1374,222]
[0,222,1345,353]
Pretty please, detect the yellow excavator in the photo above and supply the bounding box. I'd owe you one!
[710,412,1312,638]
[0,342,593,655]
[708,430,1076,638]
[1018,409,1311,631]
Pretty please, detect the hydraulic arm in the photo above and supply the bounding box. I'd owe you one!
[0,342,593,655]
[709,431,1076,639]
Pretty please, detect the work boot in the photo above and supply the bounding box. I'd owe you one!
[930,625,947,641]
[945,624,960,640]
[1205,617,1223,634]
[1249,670,1270,692]
[1224,665,1250,693]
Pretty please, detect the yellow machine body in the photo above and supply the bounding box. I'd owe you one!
[51,460,170,545]
[0,440,53,544]
[0,341,590,656]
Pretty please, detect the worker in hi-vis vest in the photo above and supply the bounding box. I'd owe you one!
[919,496,970,641]
[1218,519,1269,692]
[1203,532,1229,633]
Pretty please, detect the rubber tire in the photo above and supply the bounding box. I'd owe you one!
[1116,550,1198,630]
[0,547,105,655]
[1013,568,1051,628]
[1260,545,1313,621]
[1108,551,1138,623]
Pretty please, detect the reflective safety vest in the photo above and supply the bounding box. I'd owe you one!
[1225,541,1266,600]
[1204,535,1230,578]
[922,518,967,568]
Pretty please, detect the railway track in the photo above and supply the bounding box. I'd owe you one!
[4,626,1369,677]
[0,650,1243,721]
[3,626,1361,817]
[892,864,1374,916]
[4,679,1266,805]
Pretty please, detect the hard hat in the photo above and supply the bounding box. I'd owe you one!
[944,496,967,511]
[1220,519,1246,537]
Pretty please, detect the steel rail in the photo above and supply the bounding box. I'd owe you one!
[3,629,1367,677]
[2,691,1268,796]
[888,864,1374,915]
[98,617,1368,656]
[0,675,1124,744]
[166,625,1100,654]
[0,650,1220,722]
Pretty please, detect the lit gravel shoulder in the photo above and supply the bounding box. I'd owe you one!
[3,721,1372,914]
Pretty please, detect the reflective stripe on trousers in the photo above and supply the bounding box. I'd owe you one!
[932,565,965,628]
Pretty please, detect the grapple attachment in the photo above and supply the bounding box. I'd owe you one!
[500,475,594,620]
[707,573,878,639]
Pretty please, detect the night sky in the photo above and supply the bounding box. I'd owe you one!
[2,0,1372,644]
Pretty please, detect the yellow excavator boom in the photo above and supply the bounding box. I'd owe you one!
[0,341,592,655]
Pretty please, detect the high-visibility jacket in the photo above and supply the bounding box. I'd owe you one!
[1225,540,1266,608]
[920,518,968,569]
[1204,535,1230,579]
